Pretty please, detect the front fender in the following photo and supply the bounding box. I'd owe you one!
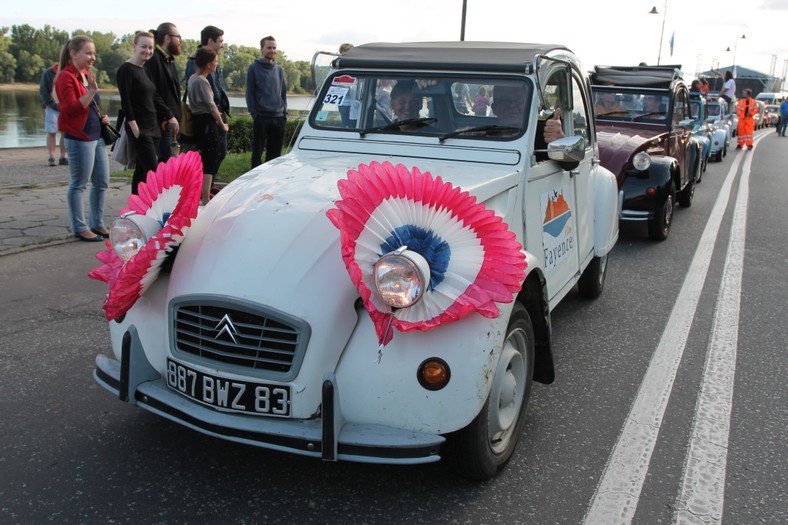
[592,165,619,256]
[620,156,675,212]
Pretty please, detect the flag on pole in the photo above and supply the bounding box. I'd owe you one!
[669,31,675,57]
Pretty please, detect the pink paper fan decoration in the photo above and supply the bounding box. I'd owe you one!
[88,151,203,320]
[327,161,527,346]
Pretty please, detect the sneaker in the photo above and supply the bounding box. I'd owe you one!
[58,157,68,166]
[748,145,754,150]
[48,157,55,167]
[735,145,742,150]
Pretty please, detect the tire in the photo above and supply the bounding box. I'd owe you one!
[578,253,608,299]
[679,173,695,208]
[446,303,534,481]
[648,182,674,241]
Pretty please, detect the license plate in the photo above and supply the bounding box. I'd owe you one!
[166,359,291,417]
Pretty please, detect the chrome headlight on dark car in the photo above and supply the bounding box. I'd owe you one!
[373,247,431,308]
[632,152,652,171]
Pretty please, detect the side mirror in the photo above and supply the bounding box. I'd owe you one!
[546,135,586,170]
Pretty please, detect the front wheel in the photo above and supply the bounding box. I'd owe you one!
[648,182,674,241]
[578,253,608,299]
[446,303,535,481]
[678,175,695,208]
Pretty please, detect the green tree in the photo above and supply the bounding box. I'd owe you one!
[0,51,16,83]
[222,44,258,92]
[14,49,45,82]
[35,25,70,65]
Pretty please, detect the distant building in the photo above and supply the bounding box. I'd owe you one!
[699,65,782,99]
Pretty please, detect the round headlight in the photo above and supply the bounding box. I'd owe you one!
[373,248,431,308]
[632,151,652,171]
[110,212,162,261]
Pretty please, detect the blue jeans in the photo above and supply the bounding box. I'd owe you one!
[778,116,788,135]
[65,137,109,234]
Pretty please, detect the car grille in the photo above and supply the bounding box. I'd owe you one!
[173,302,306,377]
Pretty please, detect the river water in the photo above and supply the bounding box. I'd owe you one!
[0,90,315,149]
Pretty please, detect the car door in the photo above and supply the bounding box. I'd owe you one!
[524,64,582,306]
[671,87,694,182]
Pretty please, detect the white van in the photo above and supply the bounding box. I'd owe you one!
[755,92,780,105]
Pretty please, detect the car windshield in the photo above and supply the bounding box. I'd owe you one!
[310,73,532,140]
[591,88,670,123]
[690,101,700,120]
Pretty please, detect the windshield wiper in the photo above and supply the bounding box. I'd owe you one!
[438,125,521,142]
[632,112,666,122]
[596,110,628,117]
[358,118,437,137]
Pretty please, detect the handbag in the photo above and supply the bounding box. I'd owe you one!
[93,100,119,146]
[100,122,120,146]
[179,91,195,143]
[111,124,136,169]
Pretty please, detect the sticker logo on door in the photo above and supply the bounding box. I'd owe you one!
[541,188,575,269]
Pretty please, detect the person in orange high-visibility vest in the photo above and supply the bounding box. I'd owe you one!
[736,89,758,149]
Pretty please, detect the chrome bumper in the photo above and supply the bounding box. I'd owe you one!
[93,328,443,465]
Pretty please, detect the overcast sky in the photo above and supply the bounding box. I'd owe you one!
[7,0,788,84]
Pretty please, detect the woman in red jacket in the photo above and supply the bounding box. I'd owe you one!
[54,35,111,242]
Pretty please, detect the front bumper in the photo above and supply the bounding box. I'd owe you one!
[93,329,443,465]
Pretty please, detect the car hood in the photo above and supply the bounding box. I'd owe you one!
[596,125,665,180]
[167,152,519,316]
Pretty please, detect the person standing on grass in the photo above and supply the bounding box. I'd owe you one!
[246,35,287,169]
[188,47,229,205]
[145,22,182,163]
[184,25,230,168]
[39,63,67,167]
[117,31,160,195]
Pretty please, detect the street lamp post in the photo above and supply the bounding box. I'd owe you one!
[726,34,746,68]
[460,0,467,41]
[649,1,668,66]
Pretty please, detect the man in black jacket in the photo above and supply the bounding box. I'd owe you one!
[145,22,182,163]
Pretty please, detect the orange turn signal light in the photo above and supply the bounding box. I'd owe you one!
[418,358,451,390]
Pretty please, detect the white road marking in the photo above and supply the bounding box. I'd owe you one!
[673,137,759,524]
[583,149,746,524]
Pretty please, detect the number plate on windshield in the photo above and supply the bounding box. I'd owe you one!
[166,359,291,417]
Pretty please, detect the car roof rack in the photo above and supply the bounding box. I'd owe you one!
[591,65,684,88]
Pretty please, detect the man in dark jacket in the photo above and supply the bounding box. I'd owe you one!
[145,22,182,163]
[39,64,67,166]
[246,36,288,169]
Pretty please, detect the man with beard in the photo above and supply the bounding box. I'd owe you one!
[246,36,287,169]
[145,22,182,162]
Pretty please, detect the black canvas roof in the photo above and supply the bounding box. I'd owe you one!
[333,41,568,73]
[591,65,684,88]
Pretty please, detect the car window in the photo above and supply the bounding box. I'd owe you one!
[570,74,590,145]
[311,73,532,140]
[673,89,688,127]
[534,67,571,159]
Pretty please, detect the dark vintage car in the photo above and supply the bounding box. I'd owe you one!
[591,65,703,241]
